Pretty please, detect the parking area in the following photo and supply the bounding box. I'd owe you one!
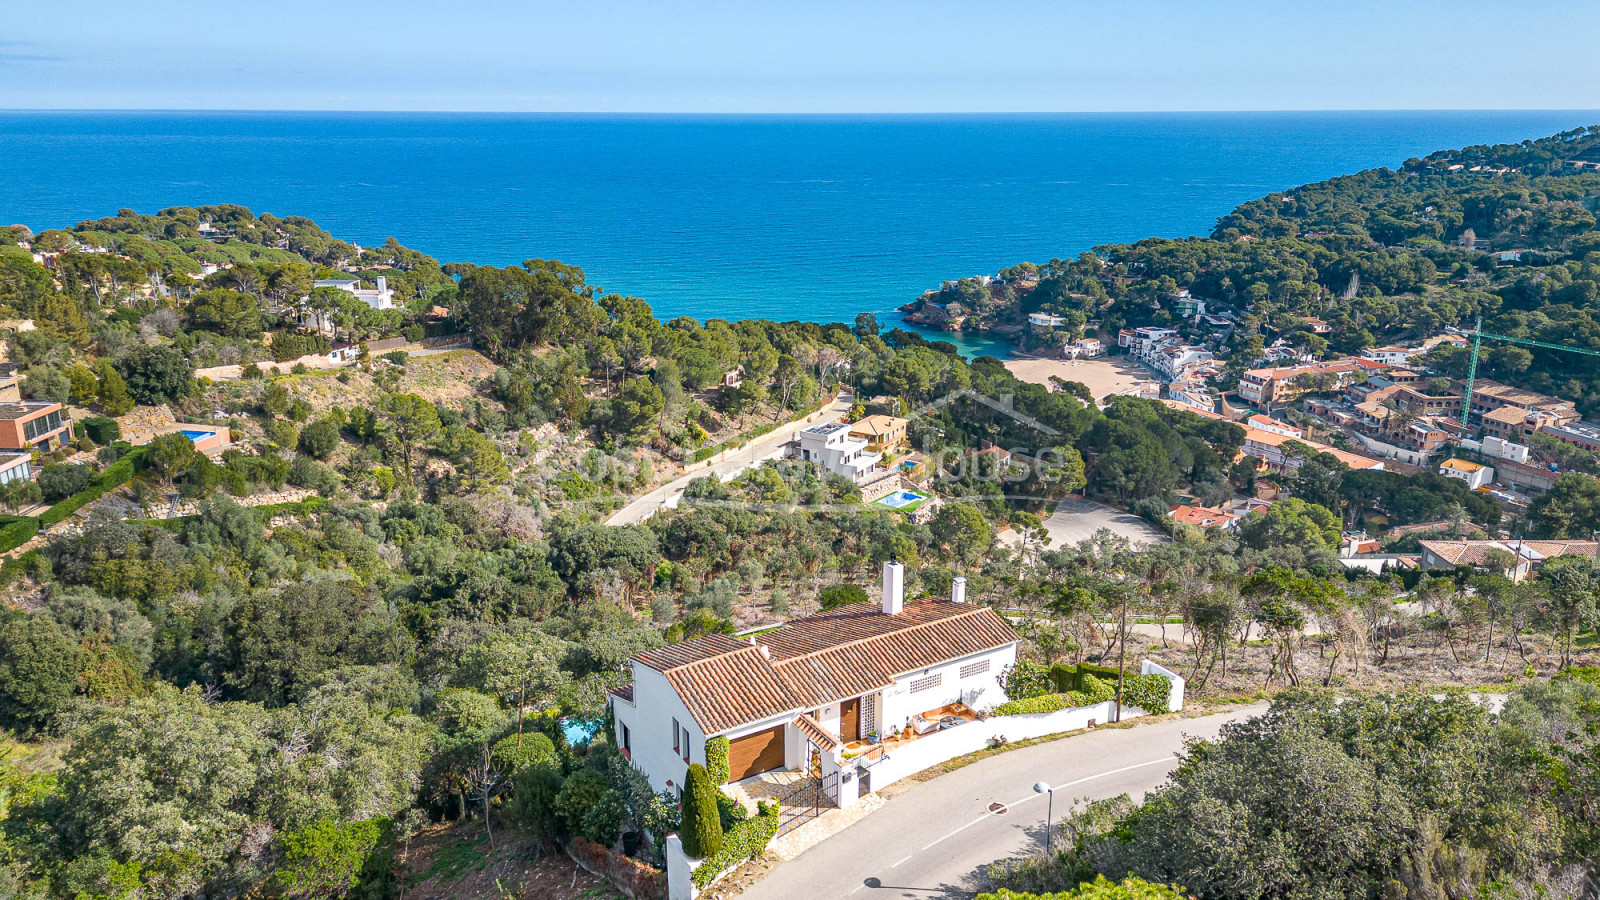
[1001,496,1168,550]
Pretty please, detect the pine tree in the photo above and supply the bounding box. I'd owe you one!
[680,763,723,859]
[95,363,133,415]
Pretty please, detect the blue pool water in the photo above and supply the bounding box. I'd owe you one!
[562,719,600,747]
[2,111,1594,344]
[877,490,929,509]
[180,429,212,442]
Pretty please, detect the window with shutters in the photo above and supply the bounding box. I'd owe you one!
[671,718,680,753]
[960,659,991,679]
[908,673,942,693]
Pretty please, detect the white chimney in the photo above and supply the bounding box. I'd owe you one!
[951,576,967,604]
[759,644,770,659]
[882,560,905,615]
[376,275,388,294]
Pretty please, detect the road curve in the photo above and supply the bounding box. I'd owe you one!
[605,392,855,527]
[738,704,1268,900]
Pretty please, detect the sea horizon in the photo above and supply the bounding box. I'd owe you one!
[5,109,1597,354]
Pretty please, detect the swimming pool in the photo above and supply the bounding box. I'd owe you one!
[562,718,600,747]
[876,490,929,510]
[180,429,213,442]
[896,460,917,471]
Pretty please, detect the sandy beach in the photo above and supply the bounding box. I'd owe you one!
[1005,356,1156,402]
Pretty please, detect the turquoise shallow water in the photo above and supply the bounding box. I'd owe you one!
[2,110,1595,353]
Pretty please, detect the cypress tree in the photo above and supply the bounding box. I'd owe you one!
[680,763,724,859]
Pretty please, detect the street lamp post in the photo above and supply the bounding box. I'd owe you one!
[1033,781,1054,851]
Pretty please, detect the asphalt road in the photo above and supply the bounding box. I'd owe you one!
[739,704,1268,900]
[605,392,855,526]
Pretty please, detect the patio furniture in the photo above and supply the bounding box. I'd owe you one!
[910,715,940,735]
[938,715,963,730]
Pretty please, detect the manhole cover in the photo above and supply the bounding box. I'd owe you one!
[988,802,1009,815]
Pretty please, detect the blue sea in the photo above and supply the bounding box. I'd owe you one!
[2,110,1596,354]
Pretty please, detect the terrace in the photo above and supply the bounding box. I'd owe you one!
[842,701,980,761]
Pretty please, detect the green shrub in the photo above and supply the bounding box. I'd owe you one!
[691,800,779,889]
[978,875,1189,900]
[680,763,724,859]
[1001,659,1054,701]
[80,416,121,445]
[38,463,94,501]
[1122,673,1172,715]
[1079,674,1117,704]
[553,767,610,837]
[512,763,566,841]
[0,517,39,554]
[38,447,144,527]
[404,324,425,343]
[272,818,387,897]
[818,583,868,610]
[491,732,557,776]
[993,691,1094,717]
[705,736,730,784]
[1049,663,1077,693]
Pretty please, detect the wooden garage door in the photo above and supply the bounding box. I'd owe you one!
[728,725,786,781]
[839,697,861,744]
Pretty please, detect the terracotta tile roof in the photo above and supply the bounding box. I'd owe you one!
[1483,405,1531,424]
[849,415,907,438]
[634,634,751,671]
[792,713,841,752]
[629,601,1017,736]
[1168,504,1239,528]
[654,644,798,736]
[1419,539,1600,567]
[609,683,634,703]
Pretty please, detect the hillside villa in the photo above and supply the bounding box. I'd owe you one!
[0,401,69,452]
[1418,539,1600,581]
[610,562,1017,795]
[793,421,882,483]
[848,414,909,454]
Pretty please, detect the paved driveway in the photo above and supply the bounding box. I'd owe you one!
[738,704,1267,900]
[605,392,855,526]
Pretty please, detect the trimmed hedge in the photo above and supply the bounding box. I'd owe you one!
[997,674,1172,717]
[680,764,723,860]
[994,692,1090,717]
[38,446,145,527]
[691,800,780,889]
[80,416,121,445]
[704,736,730,784]
[0,516,38,553]
[1049,662,1123,693]
[1122,673,1173,715]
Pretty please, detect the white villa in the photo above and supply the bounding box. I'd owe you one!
[609,562,1017,796]
[793,421,882,484]
[314,276,397,311]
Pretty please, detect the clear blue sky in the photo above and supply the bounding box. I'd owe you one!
[4,0,1597,112]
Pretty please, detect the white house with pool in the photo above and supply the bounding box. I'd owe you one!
[608,561,1017,797]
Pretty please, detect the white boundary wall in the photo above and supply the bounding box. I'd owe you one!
[858,662,1184,795]
[861,699,1131,791]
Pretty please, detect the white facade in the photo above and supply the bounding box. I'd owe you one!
[611,562,1017,797]
[612,664,710,794]
[796,421,881,483]
[1458,435,1531,465]
[312,276,397,311]
[1440,459,1494,490]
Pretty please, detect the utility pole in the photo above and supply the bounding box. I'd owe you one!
[1114,588,1129,723]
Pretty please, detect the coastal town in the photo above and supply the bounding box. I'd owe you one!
[5,121,1600,900]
